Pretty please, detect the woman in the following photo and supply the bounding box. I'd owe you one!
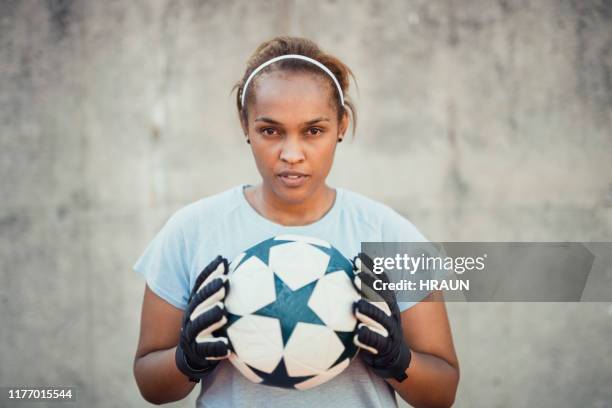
[133,36,459,407]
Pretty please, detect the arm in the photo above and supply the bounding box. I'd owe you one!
[352,253,459,408]
[133,285,197,404]
[387,290,460,408]
[134,256,230,404]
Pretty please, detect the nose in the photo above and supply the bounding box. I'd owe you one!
[279,135,305,164]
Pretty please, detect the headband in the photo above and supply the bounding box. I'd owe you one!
[240,54,345,109]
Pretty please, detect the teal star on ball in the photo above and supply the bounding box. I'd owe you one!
[235,237,293,269]
[253,274,324,345]
[316,245,354,280]
[249,359,315,389]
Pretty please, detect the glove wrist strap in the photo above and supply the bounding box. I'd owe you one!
[375,342,412,382]
[390,342,412,382]
[175,346,216,383]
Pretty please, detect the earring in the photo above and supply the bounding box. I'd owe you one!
[338,138,343,143]
[246,138,251,144]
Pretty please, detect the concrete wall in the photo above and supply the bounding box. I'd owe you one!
[1,0,611,406]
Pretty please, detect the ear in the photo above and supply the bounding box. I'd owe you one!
[240,116,248,138]
[239,117,251,145]
[338,110,349,138]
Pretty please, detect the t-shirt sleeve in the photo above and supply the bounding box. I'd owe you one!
[133,209,192,310]
[380,207,432,312]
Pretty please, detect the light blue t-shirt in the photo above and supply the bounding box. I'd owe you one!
[134,184,429,408]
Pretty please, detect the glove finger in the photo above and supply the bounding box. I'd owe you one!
[355,309,389,338]
[353,273,385,304]
[188,277,228,321]
[352,254,384,289]
[197,257,229,292]
[192,256,222,296]
[355,252,375,274]
[354,300,389,337]
[350,255,360,292]
[351,255,361,277]
[354,274,401,313]
[356,298,392,318]
[197,259,229,293]
[191,256,228,297]
[186,303,227,340]
[195,337,231,360]
[354,253,399,306]
[356,252,397,284]
[353,324,389,355]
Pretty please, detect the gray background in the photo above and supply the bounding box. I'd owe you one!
[1,0,611,407]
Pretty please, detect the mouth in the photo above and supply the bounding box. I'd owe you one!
[277,171,310,187]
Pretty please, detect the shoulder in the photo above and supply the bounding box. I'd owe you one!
[338,188,428,242]
[164,185,243,234]
[339,188,389,225]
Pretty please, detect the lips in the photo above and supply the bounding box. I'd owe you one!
[277,170,309,188]
[278,170,308,177]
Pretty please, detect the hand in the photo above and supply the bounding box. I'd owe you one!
[352,253,412,382]
[175,255,231,382]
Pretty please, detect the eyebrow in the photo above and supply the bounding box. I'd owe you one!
[254,116,330,126]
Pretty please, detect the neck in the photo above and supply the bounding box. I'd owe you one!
[246,182,336,226]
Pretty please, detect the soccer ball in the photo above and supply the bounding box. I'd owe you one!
[221,235,360,390]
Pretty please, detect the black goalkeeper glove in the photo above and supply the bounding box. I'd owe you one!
[352,252,412,382]
[175,255,231,382]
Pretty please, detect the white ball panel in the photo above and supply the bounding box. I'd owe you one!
[283,323,344,377]
[229,252,246,273]
[227,315,284,374]
[228,353,263,384]
[308,271,360,331]
[294,358,351,391]
[225,256,276,316]
[269,242,329,290]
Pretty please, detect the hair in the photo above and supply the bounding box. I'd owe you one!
[232,36,358,137]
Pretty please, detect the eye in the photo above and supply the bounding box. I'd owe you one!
[307,127,323,136]
[260,127,278,136]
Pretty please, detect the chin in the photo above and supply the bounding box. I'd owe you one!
[275,188,310,205]
[270,179,315,205]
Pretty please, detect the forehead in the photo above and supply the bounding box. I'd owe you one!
[249,71,336,120]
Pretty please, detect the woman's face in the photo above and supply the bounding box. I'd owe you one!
[244,71,348,205]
